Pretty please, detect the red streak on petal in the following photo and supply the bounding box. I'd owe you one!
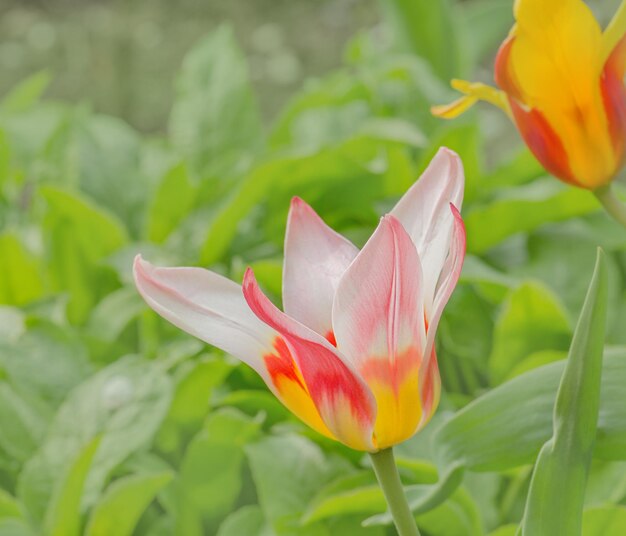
[360,346,420,396]
[325,330,337,347]
[508,99,580,187]
[495,35,524,102]
[264,337,306,393]
[420,351,440,419]
[601,35,626,168]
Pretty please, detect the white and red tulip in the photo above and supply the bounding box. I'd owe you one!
[134,148,466,451]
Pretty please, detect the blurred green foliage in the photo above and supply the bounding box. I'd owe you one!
[1,0,626,535]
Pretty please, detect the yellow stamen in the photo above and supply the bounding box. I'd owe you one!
[431,79,511,120]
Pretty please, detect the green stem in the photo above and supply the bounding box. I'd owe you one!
[369,448,421,536]
[593,185,626,229]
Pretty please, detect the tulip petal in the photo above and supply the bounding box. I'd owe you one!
[332,215,426,449]
[282,197,358,340]
[243,269,377,451]
[498,0,617,186]
[422,204,466,379]
[133,256,333,439]
[390,147,463,316]
[510,0,603,112]
[602,0,626,70]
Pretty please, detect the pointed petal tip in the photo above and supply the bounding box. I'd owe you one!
[242,266,256,290]
[288,196,313,217]
[438,146,460,161]
[133,254,152,286]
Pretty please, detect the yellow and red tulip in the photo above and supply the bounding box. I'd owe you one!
[433,0,626,190]
[133,148,466,452]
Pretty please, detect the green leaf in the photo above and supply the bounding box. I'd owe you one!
[246,435,352,531]
[380,0,462,81]
[520,249,608,535]
[489,282,572,384]
[0,490,23,520]
[0,322,93,408]
[582,506,626,535]
[459,0,513,69]
[0,382,49,462]
[169,25,262,181]
[216,505,273,536]
[0,233,44,306]
[85,471,173,536]
[18,356,172,520]
[43,437,100,536]
[0,72,51,114]
[146,163,197,243]
[0,306,25,344]
[404,346,626,516]
[465,180,599,253]
[303,473,381,524]
[0,519,35,536]
[175,408,262,532]
[72,115,148,235]
[41,186,128,324]
[167,357,232,431]
[86,286,145,344]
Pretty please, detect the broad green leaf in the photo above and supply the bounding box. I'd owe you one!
[0,382,49,462]
[85,471,173,536]
[513,226,622,326]
[86,286,145,344]
[0,490,22,519]
[0,306,25,343]
[585,460,626,507]
[489,282,571,384]
[41,186,128,324]
[18,356,172,520]
[199,142,384,265]
[465,180,599,253]
[216,505,273,536]
[43,437,100,536]
[303,473,381,524]
[489,526,518,536]
[0,322,93,408]
[175,408,262,532]
[438,284,495,395]
[582,506,626,535]
[168,358,232,429]
[72,115,148,235]
[146,163,197,243]
[217,390,289,428]
[169,25,262,181]
[271,55,445,151]
[379,0,462,81]
[157,356,232,455]
[246,435,352,531]
[521,250,608,535]
[402,348,626,516]
[0,519,34,536]
[0,233,44,306]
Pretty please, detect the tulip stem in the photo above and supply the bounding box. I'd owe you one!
[594,185,626,229]
[369,448,421,536]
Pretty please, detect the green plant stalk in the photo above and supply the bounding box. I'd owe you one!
[369,448,421,536]
[593,184,626,228]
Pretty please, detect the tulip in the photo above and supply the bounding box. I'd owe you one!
[133,148,465,453]
[432,0,626,192]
